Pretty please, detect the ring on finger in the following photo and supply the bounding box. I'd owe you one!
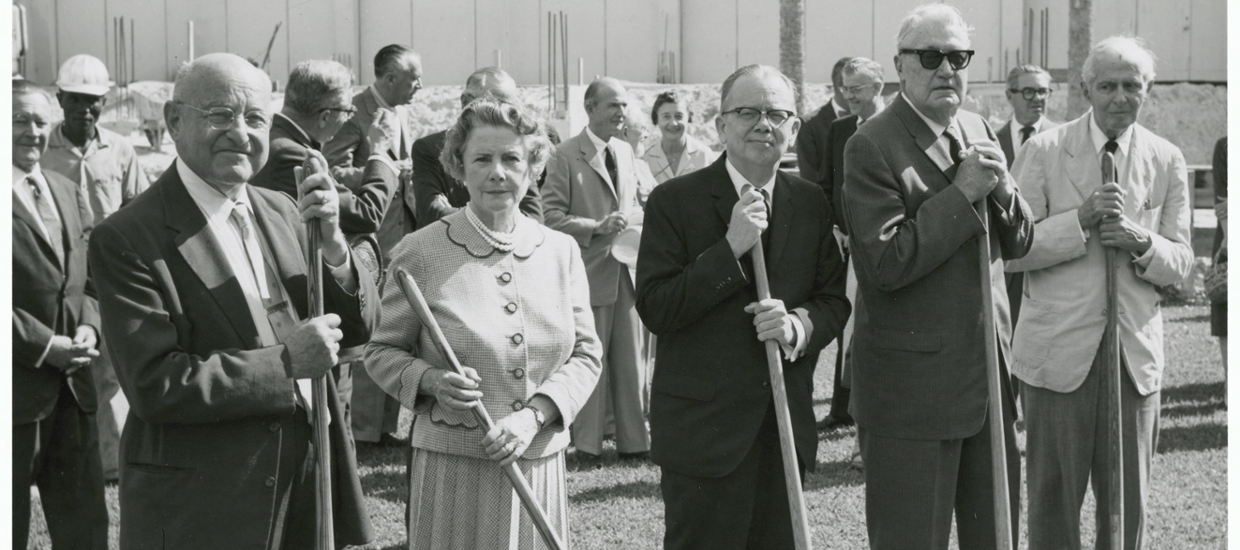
[320,193,329,205]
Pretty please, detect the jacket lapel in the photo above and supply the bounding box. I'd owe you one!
[1063,115,1102,200]
[45,171,81,272]
[708,155,738,224]
[579,132,618,202]
[892,96,953,190]
[766,172,793,268]
[163,169,262,347]
[13,189,61,267]
[249,191,307,305]
[363,92,401,160]
[1121,126,1152,212]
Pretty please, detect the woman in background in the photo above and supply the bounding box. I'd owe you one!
[641,90,717,185]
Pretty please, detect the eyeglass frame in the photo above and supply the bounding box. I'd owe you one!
[318,105,358,117]
[898,49,976,71]
[839,83,882,96]
[1008,87,1053,101]
[720,107,797,128]
[175,101,274,131]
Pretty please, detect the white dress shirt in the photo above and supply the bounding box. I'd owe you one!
[1010,116,1048,148]
[723,158,811,361]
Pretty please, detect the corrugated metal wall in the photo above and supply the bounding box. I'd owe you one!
[13,0,1226,87]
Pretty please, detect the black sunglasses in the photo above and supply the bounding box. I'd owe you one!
[900,49,975,71]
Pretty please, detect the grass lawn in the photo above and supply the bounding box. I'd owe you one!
[26,305,1226,549]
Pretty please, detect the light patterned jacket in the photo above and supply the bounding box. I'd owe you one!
[365,210,602,460]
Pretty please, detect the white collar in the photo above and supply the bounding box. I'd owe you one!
[1088,112,1134,156]
[901,93,955,138]
[725,157,776,198]
[177,158,252,228]
[13,163,42,183]
[369,85,395,110]
[831,98,848,118]
[584,126,613,152]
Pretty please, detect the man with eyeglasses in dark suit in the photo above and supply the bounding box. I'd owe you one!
[842,4,1033,549]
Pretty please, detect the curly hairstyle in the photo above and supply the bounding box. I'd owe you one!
[650,90,694,125]
[440,98,553,184]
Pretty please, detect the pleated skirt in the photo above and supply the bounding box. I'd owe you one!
[407,448,568,550]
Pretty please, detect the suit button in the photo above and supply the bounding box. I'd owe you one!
[265,477,276,488]
[762,381,770,389]
[514,368,526,379]
[511,333,524,345]
[505,302,518,314]
[499,272,513,284]
[269,423,280,432]
[512,401,525,412]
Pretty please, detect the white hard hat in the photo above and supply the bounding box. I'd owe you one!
[56,54,112,96]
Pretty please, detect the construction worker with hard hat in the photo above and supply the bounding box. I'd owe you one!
[42,53,149,484]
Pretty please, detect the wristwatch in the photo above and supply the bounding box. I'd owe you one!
[527,403,546,430]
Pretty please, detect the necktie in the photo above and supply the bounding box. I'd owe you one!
[28,176,65,265]
[944,125,964,165]
[1101,140,1119,185]
[230,205,315,414]
[1020,125,1035,145]
[604,145,620,193]
[744,183,772,253]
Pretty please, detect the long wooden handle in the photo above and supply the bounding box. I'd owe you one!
[1103,247,1124,550]
[976,205,1013,550]
[296,165,335,550]
[749,241,813,550]
[394,268,566,550]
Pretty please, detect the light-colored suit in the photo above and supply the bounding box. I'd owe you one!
[1004,113,1192,550]
[1005,113,1192,395]
[543,129,649,455]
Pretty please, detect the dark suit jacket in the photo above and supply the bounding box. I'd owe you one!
[410,129,543,229]
[13,168,99,424]
[842,95,1034,441]
[794,99,844,185]
[323,89,416,256]
[996,118,1060,169]
[88,165,377,549]
[636,155,850,477]
[252,113,400,238]
[820,114,861,235]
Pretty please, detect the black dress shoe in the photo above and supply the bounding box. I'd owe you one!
[816,415,855,431]
[378,432,410,447]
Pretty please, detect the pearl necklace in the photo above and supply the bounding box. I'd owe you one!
[465,207,516,252]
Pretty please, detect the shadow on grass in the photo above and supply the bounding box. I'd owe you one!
[571,479,660,504]
[1160,381,1226,419]
[1168,313,1211,324]
[804,463,865,490]
[1156,422,1226,453]
[356,444,411,504]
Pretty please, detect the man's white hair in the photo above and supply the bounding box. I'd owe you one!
[1082,36,1157,85]
[896,4,973,49]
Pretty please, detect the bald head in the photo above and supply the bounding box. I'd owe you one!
[166,53,274,193]
[461,67,518,108]
[584,78,629,141]
[173,53,272,106]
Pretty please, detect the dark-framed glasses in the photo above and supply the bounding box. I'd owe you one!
[899,49,975,71]
[319,105,358,116]
[177,102,273,130]
[840,84,879,96]
[721,107,796,128]
[1010,87,1052,101]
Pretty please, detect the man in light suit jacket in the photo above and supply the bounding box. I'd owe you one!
[543,77,649,459]
[411,67,543,229]
[998,64,1059,327]
[1005,37,1193,550]
[89,54,377,550]
[12,79,109,550]
[637,65,849,550]
[842,6,1034,549]
[795,56,853,186]
[324,44,422,446]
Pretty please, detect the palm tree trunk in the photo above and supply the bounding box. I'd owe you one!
[779,0,807,115]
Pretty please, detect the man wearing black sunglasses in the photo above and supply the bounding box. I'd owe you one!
[843,4,1033,549]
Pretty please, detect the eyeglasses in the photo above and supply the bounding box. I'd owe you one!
[840,84,878,96]
[721,107,796,128]
[177,102,273,131]
[899,49,976,71]
[319,106,358,116]
[1009,87,1052,101]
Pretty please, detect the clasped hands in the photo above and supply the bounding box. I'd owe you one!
[420,367,541,466]
[1077,183,1152,253]
[953,141,1014,204]
[46,325,100,373]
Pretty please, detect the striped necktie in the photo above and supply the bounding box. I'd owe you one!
[27,176,65,265]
